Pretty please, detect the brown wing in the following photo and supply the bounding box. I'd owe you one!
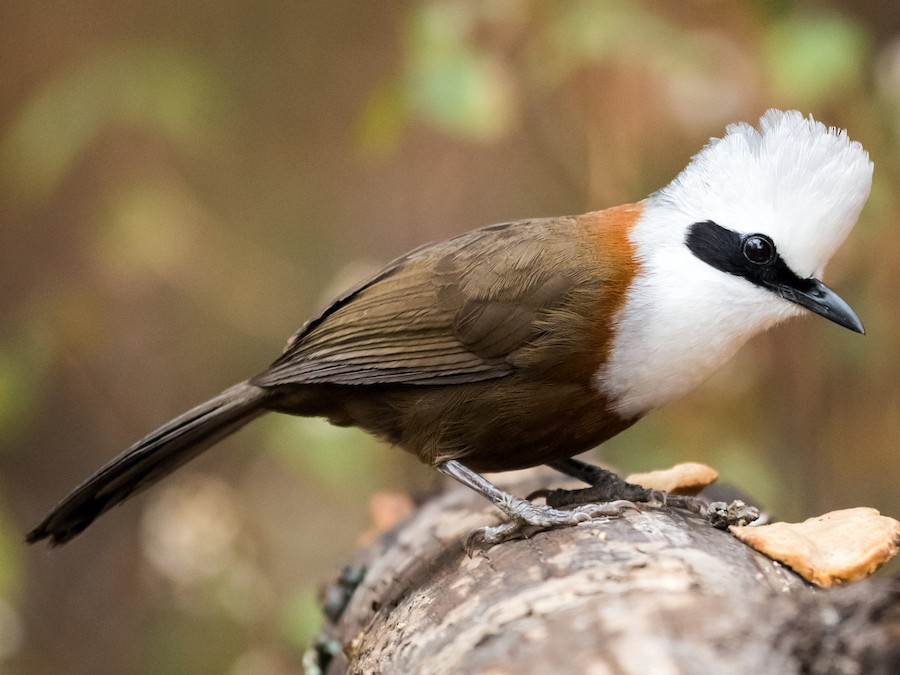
[253,216,599,387]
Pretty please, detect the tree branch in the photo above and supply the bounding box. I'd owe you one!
[310,472,900,675]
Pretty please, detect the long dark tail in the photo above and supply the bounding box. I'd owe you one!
[27,381,268,546]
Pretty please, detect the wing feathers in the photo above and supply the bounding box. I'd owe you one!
[255,217,598,388]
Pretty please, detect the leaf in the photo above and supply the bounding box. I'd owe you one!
[765,14,869,104]
[0,44,226,205]
[404,1,516,139]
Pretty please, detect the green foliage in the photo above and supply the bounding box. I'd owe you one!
[764,13,869,105]
[407,2,516,139]
[266,416,385,496]
[279,589,323,655]
[0,44,226,206]
[361,0,753,151]
[0,322,52,448]
[537,0,689,79]
[357,79,408,154]
[360,0,518,151]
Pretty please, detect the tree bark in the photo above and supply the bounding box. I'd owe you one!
[309,472,900,675]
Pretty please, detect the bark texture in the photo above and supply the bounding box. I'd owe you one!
[310,473,900,675]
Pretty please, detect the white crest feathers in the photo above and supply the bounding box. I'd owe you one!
[654,109,873,278]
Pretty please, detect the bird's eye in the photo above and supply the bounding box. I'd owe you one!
[742,235,775,265]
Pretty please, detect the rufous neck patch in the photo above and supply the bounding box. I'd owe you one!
[575,201,644,372]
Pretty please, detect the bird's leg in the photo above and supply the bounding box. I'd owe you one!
[545,457,704,514]
[544,458,650,505]
[437,460,635,551]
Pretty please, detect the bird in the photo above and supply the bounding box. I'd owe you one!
[27,109,872,547]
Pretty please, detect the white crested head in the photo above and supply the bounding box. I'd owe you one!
[653,109,872,278]
[596,110,872,419]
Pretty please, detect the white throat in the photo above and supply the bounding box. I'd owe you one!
[595,198,802,418]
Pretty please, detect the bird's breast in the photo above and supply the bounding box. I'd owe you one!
[592,202,795,418]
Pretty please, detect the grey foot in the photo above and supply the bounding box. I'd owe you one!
[465,499,637,553]
[648,490,707,515]
[546,458,707,516]
[436,460,639,553]
[707,500,760,529]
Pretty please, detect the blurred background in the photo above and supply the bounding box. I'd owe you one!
[2,0,900,672]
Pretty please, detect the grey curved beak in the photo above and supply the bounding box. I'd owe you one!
[775,278,865,334]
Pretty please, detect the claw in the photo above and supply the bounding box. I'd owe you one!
[464,499,639,553]
[644,489,706,515]
[707,500,760,529]
[437,460,643,552]
[465,521,521,555]
[573,499,640,517]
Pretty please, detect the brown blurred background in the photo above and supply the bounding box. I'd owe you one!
[2,1,900,673]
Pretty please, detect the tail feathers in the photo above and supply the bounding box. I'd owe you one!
[27,381,268,546]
